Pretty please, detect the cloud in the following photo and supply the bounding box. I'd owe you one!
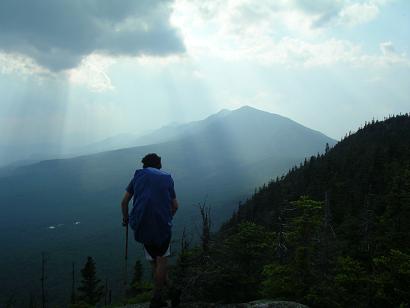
[173,0,390,38]
[380,41,396,56]
[172,0,409,69]
[0,52,48,76]
[0,0,185,71]
[67,54,115,92]
[374,41,410,67]
[335,2,380,27]
[292,0,386,28]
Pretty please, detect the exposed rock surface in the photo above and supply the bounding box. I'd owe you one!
[118,300,308,308]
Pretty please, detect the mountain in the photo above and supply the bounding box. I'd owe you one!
[70,132,146,156]
[0,106,335,226]
[171,114,410,307]
[0,106,335,306]
[0,142,63,167]
[0,132,146,168]
[130,109,232,146]
[56,110,231,158]
[73,109,233,154]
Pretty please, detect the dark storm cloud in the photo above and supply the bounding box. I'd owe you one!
[0,0,184,71]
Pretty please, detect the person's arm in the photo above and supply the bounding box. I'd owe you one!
[121,191,133,225]
[171,198,179,216]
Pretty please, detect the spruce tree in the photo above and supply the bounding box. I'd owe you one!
[77,257,104,306]
[131,260,143,287]
[126,259,144,297]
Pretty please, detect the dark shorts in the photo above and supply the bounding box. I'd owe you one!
[143,237,171,260]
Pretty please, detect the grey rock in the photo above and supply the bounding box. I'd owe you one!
[118,300,308,308]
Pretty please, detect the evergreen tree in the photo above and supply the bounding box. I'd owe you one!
[333,256,369,307]
[373,249,410,306]
[262,197,323,302]
[170,228,191,303]
[126,260,145,297]
[131,260,143,287]
[77,257,104,306]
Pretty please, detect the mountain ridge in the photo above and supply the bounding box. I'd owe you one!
[0,106,335,306]
[1,106,335,175]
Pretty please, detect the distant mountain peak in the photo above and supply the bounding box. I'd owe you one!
[226,105,286,121]
[232,105,275,115]
[236,105,258,111]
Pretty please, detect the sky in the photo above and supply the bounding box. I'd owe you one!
[0,0,409,154]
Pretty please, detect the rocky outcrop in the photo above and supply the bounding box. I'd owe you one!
[119,300,308,308]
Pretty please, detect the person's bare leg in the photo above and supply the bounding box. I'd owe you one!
[149,257,168,307]
[154,256,167,294]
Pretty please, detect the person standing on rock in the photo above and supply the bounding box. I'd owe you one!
[121,153,179,308]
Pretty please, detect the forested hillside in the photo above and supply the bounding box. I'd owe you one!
[172,114,410,307]
[0,107,334,306]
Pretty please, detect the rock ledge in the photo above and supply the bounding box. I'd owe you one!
[119,300,308,308]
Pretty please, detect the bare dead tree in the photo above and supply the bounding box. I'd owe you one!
[324,192,336,239]
[40,252,47,308]
[180,227,190,253]
[4,294,16,308]
[275,215,287,264]
[199,201,211,253]
[274,200,302,264]
[318,192,337,276]
[104,279,108,306]
[28,293,37,308]
[360,194,375,257]
[70,262,76,304]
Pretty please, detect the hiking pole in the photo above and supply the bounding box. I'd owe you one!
[122,221,129,286]
[124,223,129,260]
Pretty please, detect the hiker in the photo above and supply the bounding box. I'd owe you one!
[121,153,179,308]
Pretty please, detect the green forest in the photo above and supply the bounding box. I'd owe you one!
[169,114,410,307]
[5,114,410,308]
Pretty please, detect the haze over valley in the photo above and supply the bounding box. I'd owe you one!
[0,106,336,304]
